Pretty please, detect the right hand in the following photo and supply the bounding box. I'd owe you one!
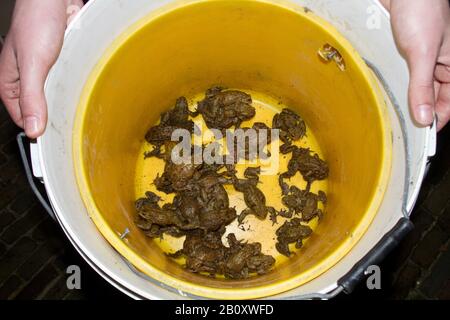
[0,0,84,138]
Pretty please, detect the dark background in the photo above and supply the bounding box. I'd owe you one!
[0,0,449,300]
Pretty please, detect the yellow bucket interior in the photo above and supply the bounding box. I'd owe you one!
[73,0,392,299]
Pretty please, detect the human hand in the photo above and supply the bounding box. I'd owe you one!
[381,0,450,131]
[0,0,84,138]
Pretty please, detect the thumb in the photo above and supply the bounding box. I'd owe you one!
[407,50,437,127]
[18,55,51,138]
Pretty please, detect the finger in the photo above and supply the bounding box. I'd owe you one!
[17,53,50,138]
[435,82,450,131]
[67,0,84,25]
[435,64,450,83]
[0,37,23,127]
[379,0,391,10]
[71,0,85,7]
[12,0,68,138]
[407,50,438,127]
[434,81,441,101]
[1,81,22,126]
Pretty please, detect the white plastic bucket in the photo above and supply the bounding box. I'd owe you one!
[25,0,436,299]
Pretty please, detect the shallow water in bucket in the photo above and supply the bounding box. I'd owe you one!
[134,89,328,272]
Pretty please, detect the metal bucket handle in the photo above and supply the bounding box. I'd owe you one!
[17,132,56,221]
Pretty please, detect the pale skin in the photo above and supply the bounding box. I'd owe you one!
[380,0,450,131]
[0,0,83,138]
[0,0,449,138]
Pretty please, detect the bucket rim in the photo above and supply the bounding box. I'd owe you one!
[71,0,393,299]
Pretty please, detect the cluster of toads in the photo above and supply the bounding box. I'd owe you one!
[135,87,329,279]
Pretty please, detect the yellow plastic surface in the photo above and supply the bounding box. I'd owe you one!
[73,0,392,299]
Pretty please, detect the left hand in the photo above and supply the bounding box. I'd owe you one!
[381,0,450,131]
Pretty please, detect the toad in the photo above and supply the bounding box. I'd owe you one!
[230,122,272,161]
[282,186,326,222]
[145,97,195,158]
[224,234,276,279]
[279,146,329,195]
[229,167,270,223]
[172,230,275,278]
[273,108,306,153]
[193,87,256,131]
[275,218,313,257]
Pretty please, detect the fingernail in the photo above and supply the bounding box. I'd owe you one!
[415,104,434,126]
[24,116,40,137]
